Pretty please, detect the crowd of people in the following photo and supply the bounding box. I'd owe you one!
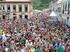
[0,13,70,52]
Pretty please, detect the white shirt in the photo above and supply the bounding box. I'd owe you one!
[20,48,25,52]
[2,34,7,42]
[5,47,9,52]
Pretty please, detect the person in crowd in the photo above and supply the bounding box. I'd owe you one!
[1,13,70,52]
[56,45,64,52]
[20,45,26,52]
[35,46,41,52]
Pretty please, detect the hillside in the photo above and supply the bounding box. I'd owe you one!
[32,0,51,10]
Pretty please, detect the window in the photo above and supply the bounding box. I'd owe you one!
[7,5,10,11]
[67,17,69,20]
[3,6,4,10]
[25,5,28,12]
[13,16,16,20]
[19,5,22,12]
[0,7,1,10]
[19,15,22,19]
[57,7,61,12]
[25,15,28,19]
[2,5,5,10]
[63,10,64,14]
[13,5,16,11]
[2,15,5,19]
[13,13,16,15]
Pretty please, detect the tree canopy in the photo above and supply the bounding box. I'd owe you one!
[32,0,51,10]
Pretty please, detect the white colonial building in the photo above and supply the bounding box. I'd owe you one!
[62,0,70,26]
[0,0,32,20]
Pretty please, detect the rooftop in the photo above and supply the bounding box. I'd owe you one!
[0,0,31,3]
[5,0,31,2]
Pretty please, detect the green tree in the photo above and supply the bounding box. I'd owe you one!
[32,0,50,10]
[32,0,42,10]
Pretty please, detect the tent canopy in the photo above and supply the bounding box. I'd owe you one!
[50,11,57,17]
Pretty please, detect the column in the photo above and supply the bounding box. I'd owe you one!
[4,4,7,12]
[4,4,8,20]
[10,4,13,19]
[16,4,19,19]
[28,3,32,19]
[67,0,68,14]
[16,4,19,12]
[22,4,24,18]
